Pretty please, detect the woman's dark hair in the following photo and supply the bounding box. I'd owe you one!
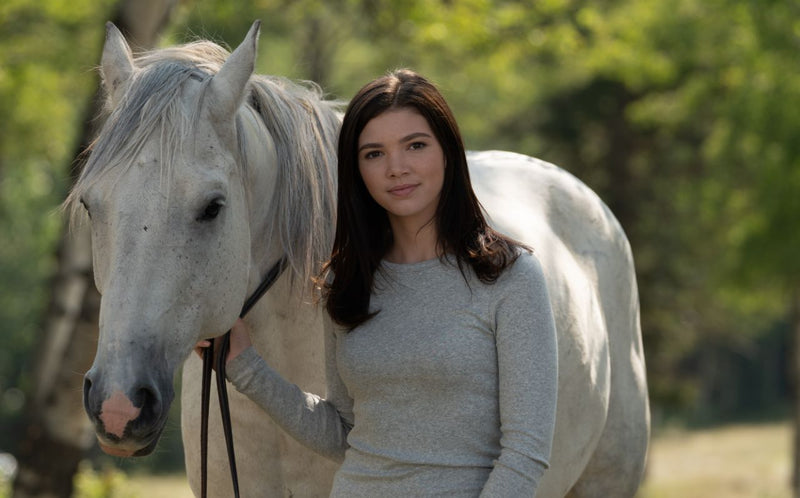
[319,69,526,328]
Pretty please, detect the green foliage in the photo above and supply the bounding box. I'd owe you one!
[0,0,117,449]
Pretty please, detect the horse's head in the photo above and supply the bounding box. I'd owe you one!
[66,21,338,457]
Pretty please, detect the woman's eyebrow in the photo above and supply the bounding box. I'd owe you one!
[399,132,433,143]
[358,132,433,153]
[358,142,382,153]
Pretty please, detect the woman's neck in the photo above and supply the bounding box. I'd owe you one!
[385,217,439,264]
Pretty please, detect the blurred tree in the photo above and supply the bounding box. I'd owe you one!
[704,1,800,492]
[0,0,117,465]
[10,1,178,497]
[0,0,111,445]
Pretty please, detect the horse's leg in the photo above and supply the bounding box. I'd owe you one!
[565,243,649,498]
[249,275,339,497]
[182,356,288,497]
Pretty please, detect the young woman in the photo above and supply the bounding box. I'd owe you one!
[201,69,558,497]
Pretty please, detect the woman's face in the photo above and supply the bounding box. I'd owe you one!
[357,107,445,230]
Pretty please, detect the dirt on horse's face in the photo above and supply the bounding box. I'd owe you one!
[79,23,261,456]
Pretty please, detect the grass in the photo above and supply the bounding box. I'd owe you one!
[636,421,791,498]
[123,474,194,498]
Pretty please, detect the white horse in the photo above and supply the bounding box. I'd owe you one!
[70,22,649,497]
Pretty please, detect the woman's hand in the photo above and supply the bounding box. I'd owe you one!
[194,318,253,367]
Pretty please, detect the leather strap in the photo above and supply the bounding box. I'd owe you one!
[200,257,288,498]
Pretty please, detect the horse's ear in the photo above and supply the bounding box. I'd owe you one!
[207,20,261,121]
[100,22,135,106]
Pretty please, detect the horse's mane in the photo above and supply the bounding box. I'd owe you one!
[66,39,342,289]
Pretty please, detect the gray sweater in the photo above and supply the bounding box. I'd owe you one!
[228,252,558,497]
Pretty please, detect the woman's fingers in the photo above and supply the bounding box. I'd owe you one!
[194,339,213,360]
[193,319,250,365]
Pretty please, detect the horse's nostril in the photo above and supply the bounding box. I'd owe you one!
[82,375,95,413]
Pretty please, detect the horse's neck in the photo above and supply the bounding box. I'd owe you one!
[248,270,328,391]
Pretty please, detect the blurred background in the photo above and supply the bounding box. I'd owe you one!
[0,0,798,496]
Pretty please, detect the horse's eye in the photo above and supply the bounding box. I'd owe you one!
[197,198,224,222]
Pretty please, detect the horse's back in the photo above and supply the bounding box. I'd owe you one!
[468,151,649,497]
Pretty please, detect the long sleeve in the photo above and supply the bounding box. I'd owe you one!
[480,253,558,497]
[226,316,354,462]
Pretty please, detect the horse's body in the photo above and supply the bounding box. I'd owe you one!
[72,22,649,497]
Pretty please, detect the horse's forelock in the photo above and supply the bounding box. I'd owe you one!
[66,45,225,219]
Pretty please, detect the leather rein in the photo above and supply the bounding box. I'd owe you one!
[200,256,288,498]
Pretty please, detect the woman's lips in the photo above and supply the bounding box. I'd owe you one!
[388,184,418,196]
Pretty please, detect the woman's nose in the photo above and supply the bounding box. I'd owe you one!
[386,153,408,177]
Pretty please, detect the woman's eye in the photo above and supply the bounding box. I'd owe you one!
[409,142,426,150]
[197,199,224,222]
[363,150,381,160]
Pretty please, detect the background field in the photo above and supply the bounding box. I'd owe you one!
[0,421,790,496]
[637,422,790,498]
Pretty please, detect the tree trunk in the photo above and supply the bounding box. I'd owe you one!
[793,288,800,498]
[301,14,334,89]
[11,2,177,497]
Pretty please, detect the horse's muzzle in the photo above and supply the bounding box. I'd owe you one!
[83,367,173,456]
